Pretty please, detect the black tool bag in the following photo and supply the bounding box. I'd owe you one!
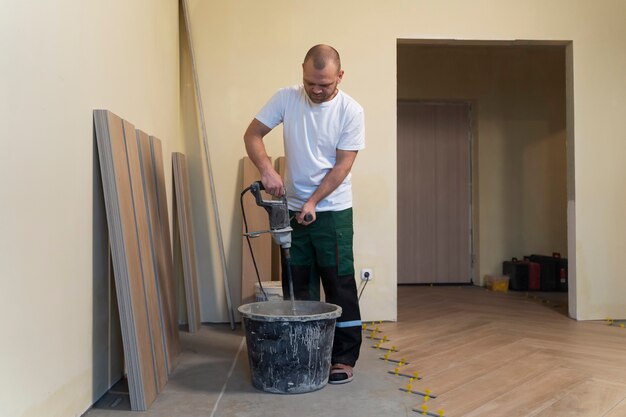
[502,258,529,291]
[528,253,568,292]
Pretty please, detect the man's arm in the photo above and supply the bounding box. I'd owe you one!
[243,118,284,196]
[297,149,359,225]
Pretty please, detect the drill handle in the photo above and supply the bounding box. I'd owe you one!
[251,181,287,205]
[252,180,265,191]
[250,181,287,214]
[250,181,267,207]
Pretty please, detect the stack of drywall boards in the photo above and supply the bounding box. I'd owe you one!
[172,152,202,332]
[136,130,180,370]
[94,110,184,410]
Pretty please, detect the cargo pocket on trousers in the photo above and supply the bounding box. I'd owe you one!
[336,227,355,276]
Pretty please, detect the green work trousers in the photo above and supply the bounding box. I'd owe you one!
[282,208,362,366]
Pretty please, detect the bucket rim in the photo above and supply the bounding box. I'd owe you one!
[238,300,342,322]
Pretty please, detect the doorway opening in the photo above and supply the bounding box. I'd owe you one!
[396,39,575,316]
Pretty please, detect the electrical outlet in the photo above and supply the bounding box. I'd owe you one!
[360,268,373,281]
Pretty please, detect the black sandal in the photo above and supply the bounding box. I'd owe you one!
[328,364,354,384]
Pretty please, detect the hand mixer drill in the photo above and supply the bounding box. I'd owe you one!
[245,181,312,313]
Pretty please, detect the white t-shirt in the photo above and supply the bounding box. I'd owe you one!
[255,85,365,211]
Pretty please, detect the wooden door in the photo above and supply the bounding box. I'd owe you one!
[397,102,472,284]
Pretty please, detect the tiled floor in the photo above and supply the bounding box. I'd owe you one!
[85,317,416,417]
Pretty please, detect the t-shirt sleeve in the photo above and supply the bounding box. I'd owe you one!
[255,88,287,129]
[338,105,365,151]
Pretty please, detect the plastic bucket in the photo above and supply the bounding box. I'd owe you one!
[254,281,283,302]
[238,300,342,394]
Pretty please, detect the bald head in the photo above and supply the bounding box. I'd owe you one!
[302,44,344,103]
[303,44,341,72]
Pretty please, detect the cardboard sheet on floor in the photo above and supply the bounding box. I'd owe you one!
[172,152,202,332]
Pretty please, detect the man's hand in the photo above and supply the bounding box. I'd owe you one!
[261,169,285,197]
[296,201,316,226]
[244,119,285,195]
[295,149,358,226]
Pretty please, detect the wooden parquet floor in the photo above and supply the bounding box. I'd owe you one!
[368,286,626,417]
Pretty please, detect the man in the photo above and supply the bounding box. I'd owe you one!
[243,44,364,384]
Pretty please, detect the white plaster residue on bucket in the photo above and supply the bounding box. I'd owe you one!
[238,301,342,394]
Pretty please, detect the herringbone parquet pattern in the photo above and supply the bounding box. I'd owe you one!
[372,286,626,417]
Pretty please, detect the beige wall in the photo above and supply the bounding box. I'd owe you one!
[185,0,399,323]
[0,1,181,417]
[2,0,626,415]
[397,45,568,284]
[186,0,626,323]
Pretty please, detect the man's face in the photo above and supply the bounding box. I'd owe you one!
[302,60,344,103]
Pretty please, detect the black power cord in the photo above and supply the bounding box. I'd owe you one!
[240,186,268,301]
